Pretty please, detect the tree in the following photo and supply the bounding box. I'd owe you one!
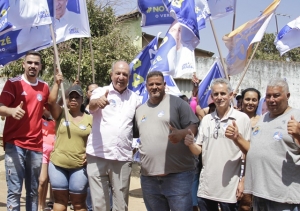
[254,33,300,62]
[1,0,139,90]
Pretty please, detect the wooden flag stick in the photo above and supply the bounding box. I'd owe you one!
[209,18,229,80]
[234,42,260,93]
[89,37,95,83]
[49,24,69,123]
[77,38,82,80]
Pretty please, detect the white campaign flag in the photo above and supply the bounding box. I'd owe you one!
[208,0,236,20]
[54,0,90,44]
[0,0,53,36]
[274,16,300,56]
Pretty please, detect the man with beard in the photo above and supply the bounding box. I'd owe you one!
[0,51,50,211]
[134,71,199,211]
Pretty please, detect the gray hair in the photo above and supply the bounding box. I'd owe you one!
[267,78,289,93]
[210,78,232,93]
[111,60,128,73]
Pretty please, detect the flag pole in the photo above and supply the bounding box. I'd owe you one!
[209,18,229,80]
[234,42,260,93]
[49,23,69,123]
[89,37,95,83]
[232,0,237,31]
[77,38,82,80]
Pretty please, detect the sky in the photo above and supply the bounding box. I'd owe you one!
[115,0,300,57]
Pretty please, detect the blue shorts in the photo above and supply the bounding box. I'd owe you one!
[48,162,88,194]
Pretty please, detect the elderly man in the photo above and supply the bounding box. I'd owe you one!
[0,51,49,211]
[225,78,300,211]
[134,71,199,211]
[86,61,140,211]
[185,78,251,211]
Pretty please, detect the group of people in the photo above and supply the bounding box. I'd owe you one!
[0,50,299,211]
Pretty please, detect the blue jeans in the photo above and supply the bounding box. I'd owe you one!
[253,196,300,211]
[5,142,42,211]
[141,170,194,211]
[198,197,237,211]
[192,172,200,206]
[48,162,88,194]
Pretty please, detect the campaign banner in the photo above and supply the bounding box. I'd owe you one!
[129,33,160,103]
[208,0,236,20]
[0,0,13,35]
[150,21,196,78]
[0,26,51,66]
[0,0,53,36]
[138,0,174,27]
[163,0,200,48]
[274,16,300,56]
[54,0,91,43]
[223,0,280,75]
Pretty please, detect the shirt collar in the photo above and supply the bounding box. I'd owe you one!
[210,107,237,121]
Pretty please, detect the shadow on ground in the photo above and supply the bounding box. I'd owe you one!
[129,188,143,198]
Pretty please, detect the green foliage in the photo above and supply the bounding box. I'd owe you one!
[254,33,300,62]
[1,0,139,90]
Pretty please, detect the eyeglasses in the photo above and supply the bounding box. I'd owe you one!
[213,119,220,139]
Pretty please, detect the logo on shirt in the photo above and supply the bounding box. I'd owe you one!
[253,126,259,136]
[109,99,116,107]
[79,124,86,130]
[21,91,27,96]
[37,93,42,101]
[141,115,146,122]
[158,110,164,117]
[43,121,48,126]
[273,132,283,141]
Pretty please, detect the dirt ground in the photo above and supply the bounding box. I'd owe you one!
[0,143,147,211]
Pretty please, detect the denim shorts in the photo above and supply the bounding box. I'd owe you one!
[48,162,88,194]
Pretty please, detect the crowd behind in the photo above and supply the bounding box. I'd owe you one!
[0,51,299,211]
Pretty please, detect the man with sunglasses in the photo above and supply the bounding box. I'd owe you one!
[185,78,251,211]
[0,51,49,211]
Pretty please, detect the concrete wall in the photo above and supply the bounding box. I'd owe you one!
[174,57,300,109]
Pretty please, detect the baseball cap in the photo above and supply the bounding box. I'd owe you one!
[68,85,83,96]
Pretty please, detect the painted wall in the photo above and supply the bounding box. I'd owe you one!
[174,57,300,109]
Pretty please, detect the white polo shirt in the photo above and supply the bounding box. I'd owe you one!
[196,107,251,203]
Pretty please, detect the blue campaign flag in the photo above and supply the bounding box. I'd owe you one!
[150,21,196,78]
[150,32,177,75]
[128,33,160,104]
[198,59,225,108]
[0,26,51,66]
[163,0,200,48]
[195,0,211,30]
[0,0,12,34]
[138,0,174,26]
